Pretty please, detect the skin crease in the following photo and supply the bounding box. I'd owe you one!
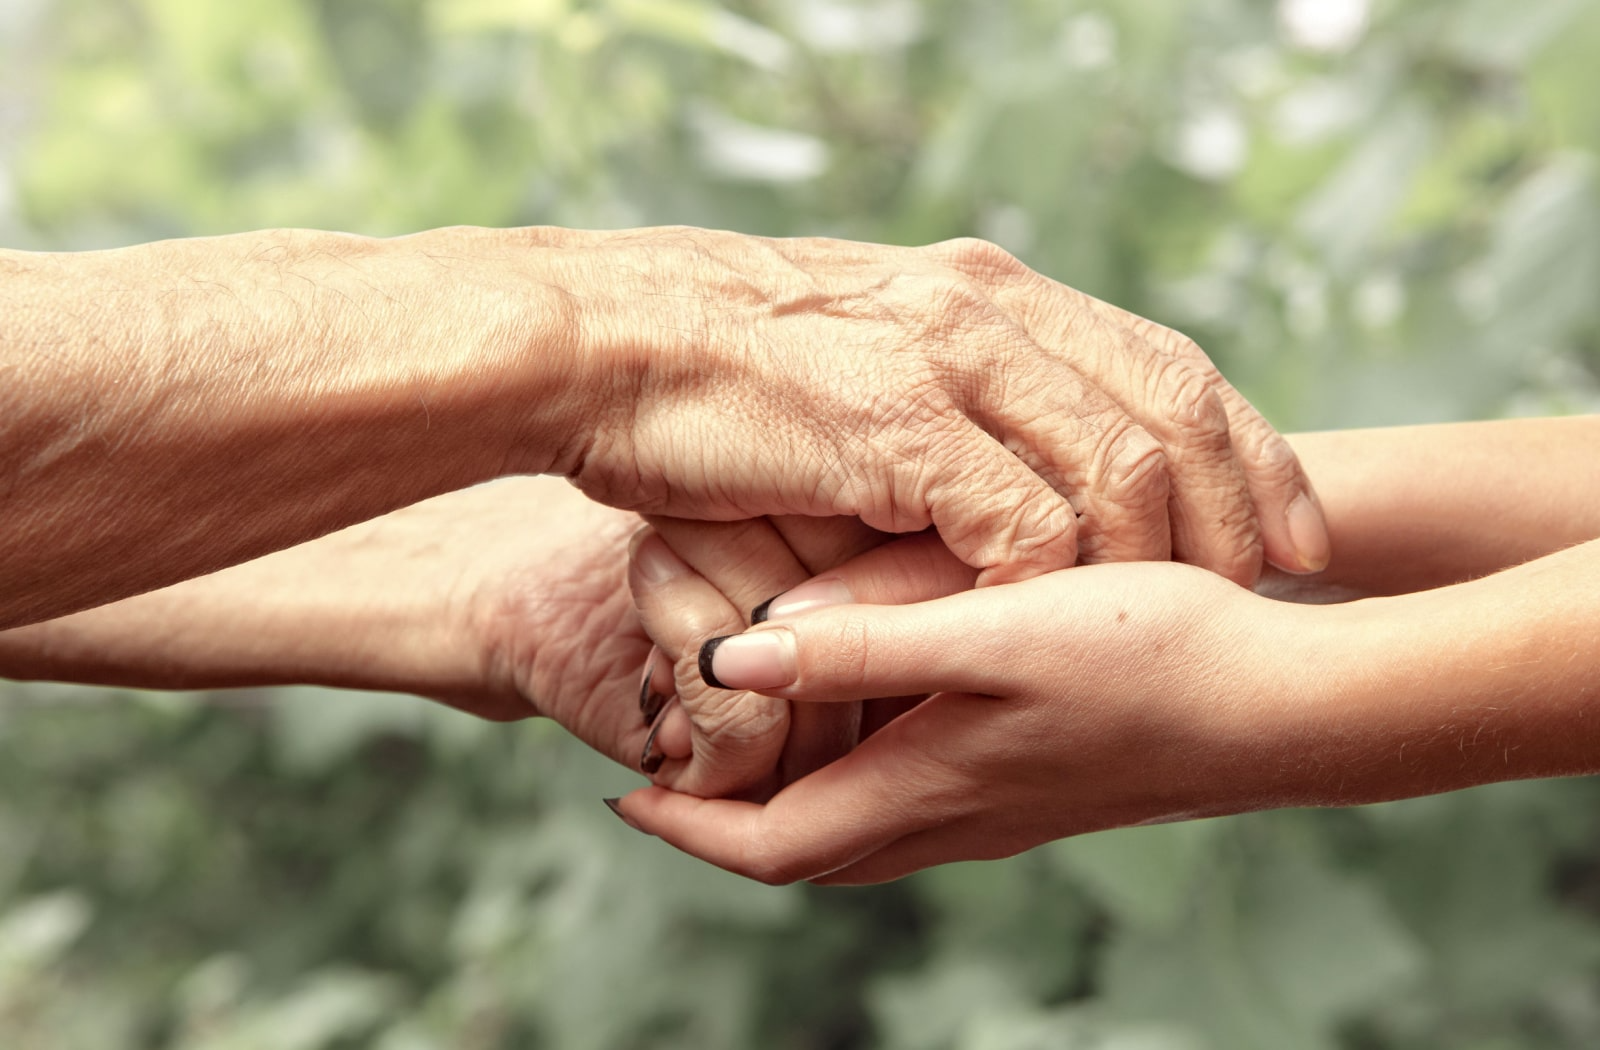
[0,225,1324,630]
[616,417,1600,885]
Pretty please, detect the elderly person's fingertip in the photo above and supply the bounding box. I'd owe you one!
[1274,492,1331,575]
[629,528,690,587]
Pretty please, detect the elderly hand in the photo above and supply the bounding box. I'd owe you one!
[540,227,1326,586]
[625,514,899,798]
[0,479,855,796]
[5,225,1320,628]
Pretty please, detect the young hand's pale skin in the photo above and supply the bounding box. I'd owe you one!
[1,225,1325,629]
[616,417,1600,884]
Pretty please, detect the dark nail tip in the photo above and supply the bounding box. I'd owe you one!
[602,797,625,818]
[750,596,776,625]
[698,635,732,689]
[640,688,666,726]
[639,704,668,775]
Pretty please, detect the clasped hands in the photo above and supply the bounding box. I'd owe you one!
[608,513,1321,886]
[556,234,1332,884]
[1,229,1331,885]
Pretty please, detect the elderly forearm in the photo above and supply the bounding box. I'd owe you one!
[0,229,584,627]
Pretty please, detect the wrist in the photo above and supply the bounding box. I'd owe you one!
[373,227,594,479]
[1271,550,1600,808]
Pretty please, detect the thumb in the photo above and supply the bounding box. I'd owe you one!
[697,581,1037,702]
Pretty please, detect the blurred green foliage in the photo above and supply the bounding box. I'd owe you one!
[4,0,1600,1046]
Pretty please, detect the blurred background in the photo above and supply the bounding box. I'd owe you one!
[3,0,1600,1047]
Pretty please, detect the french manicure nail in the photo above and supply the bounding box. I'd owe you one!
[698,630,798,691]
[602,797,641,831]
[753,577,854,623]
[1284,492,1331,574]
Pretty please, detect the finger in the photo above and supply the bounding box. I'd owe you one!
[698,583,1036,702]
[995,264,1324,581]
[643,516,812,619]
[761,517,887,781]
[962,363,1172,567]
[657,700,693,758]
[626,528,789,797]
[766,515,888,579]
[1096,349,1256,581]
[1160,343,1330,575]
[987,279,1260,582]
[853,425,1080,588]
[616,709,964,883]
[754,531,977,622]
[921,240,1262,582]
[754,531,963,779]
[640,517,865,787]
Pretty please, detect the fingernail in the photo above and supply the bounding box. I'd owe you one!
[602,797,640,831]
[698,629,797,691]
[632,531,688,586]
[639,647,668,725]
[1284,492,1331,574]
[640,704,669,775]
[752,576,854,623]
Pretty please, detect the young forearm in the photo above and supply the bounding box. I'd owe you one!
[0,229,585,628]
[1279,417,1600,598]
[1278,537,1600,806]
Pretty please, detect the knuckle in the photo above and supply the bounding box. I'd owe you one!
[1239,424,1305,490]
[925,279,999,343]
[674,603,743,661]
[981,486,1078,573]
[1151,361,1232,454]
[1130,315,1211,364]
[929,237,1026,281]
[678,658,785,741]
[846,411,974,533]
[1093,422,1170,511]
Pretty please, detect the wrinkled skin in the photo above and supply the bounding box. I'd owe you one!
[514,226,1326,587]
[0,479,874,800]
